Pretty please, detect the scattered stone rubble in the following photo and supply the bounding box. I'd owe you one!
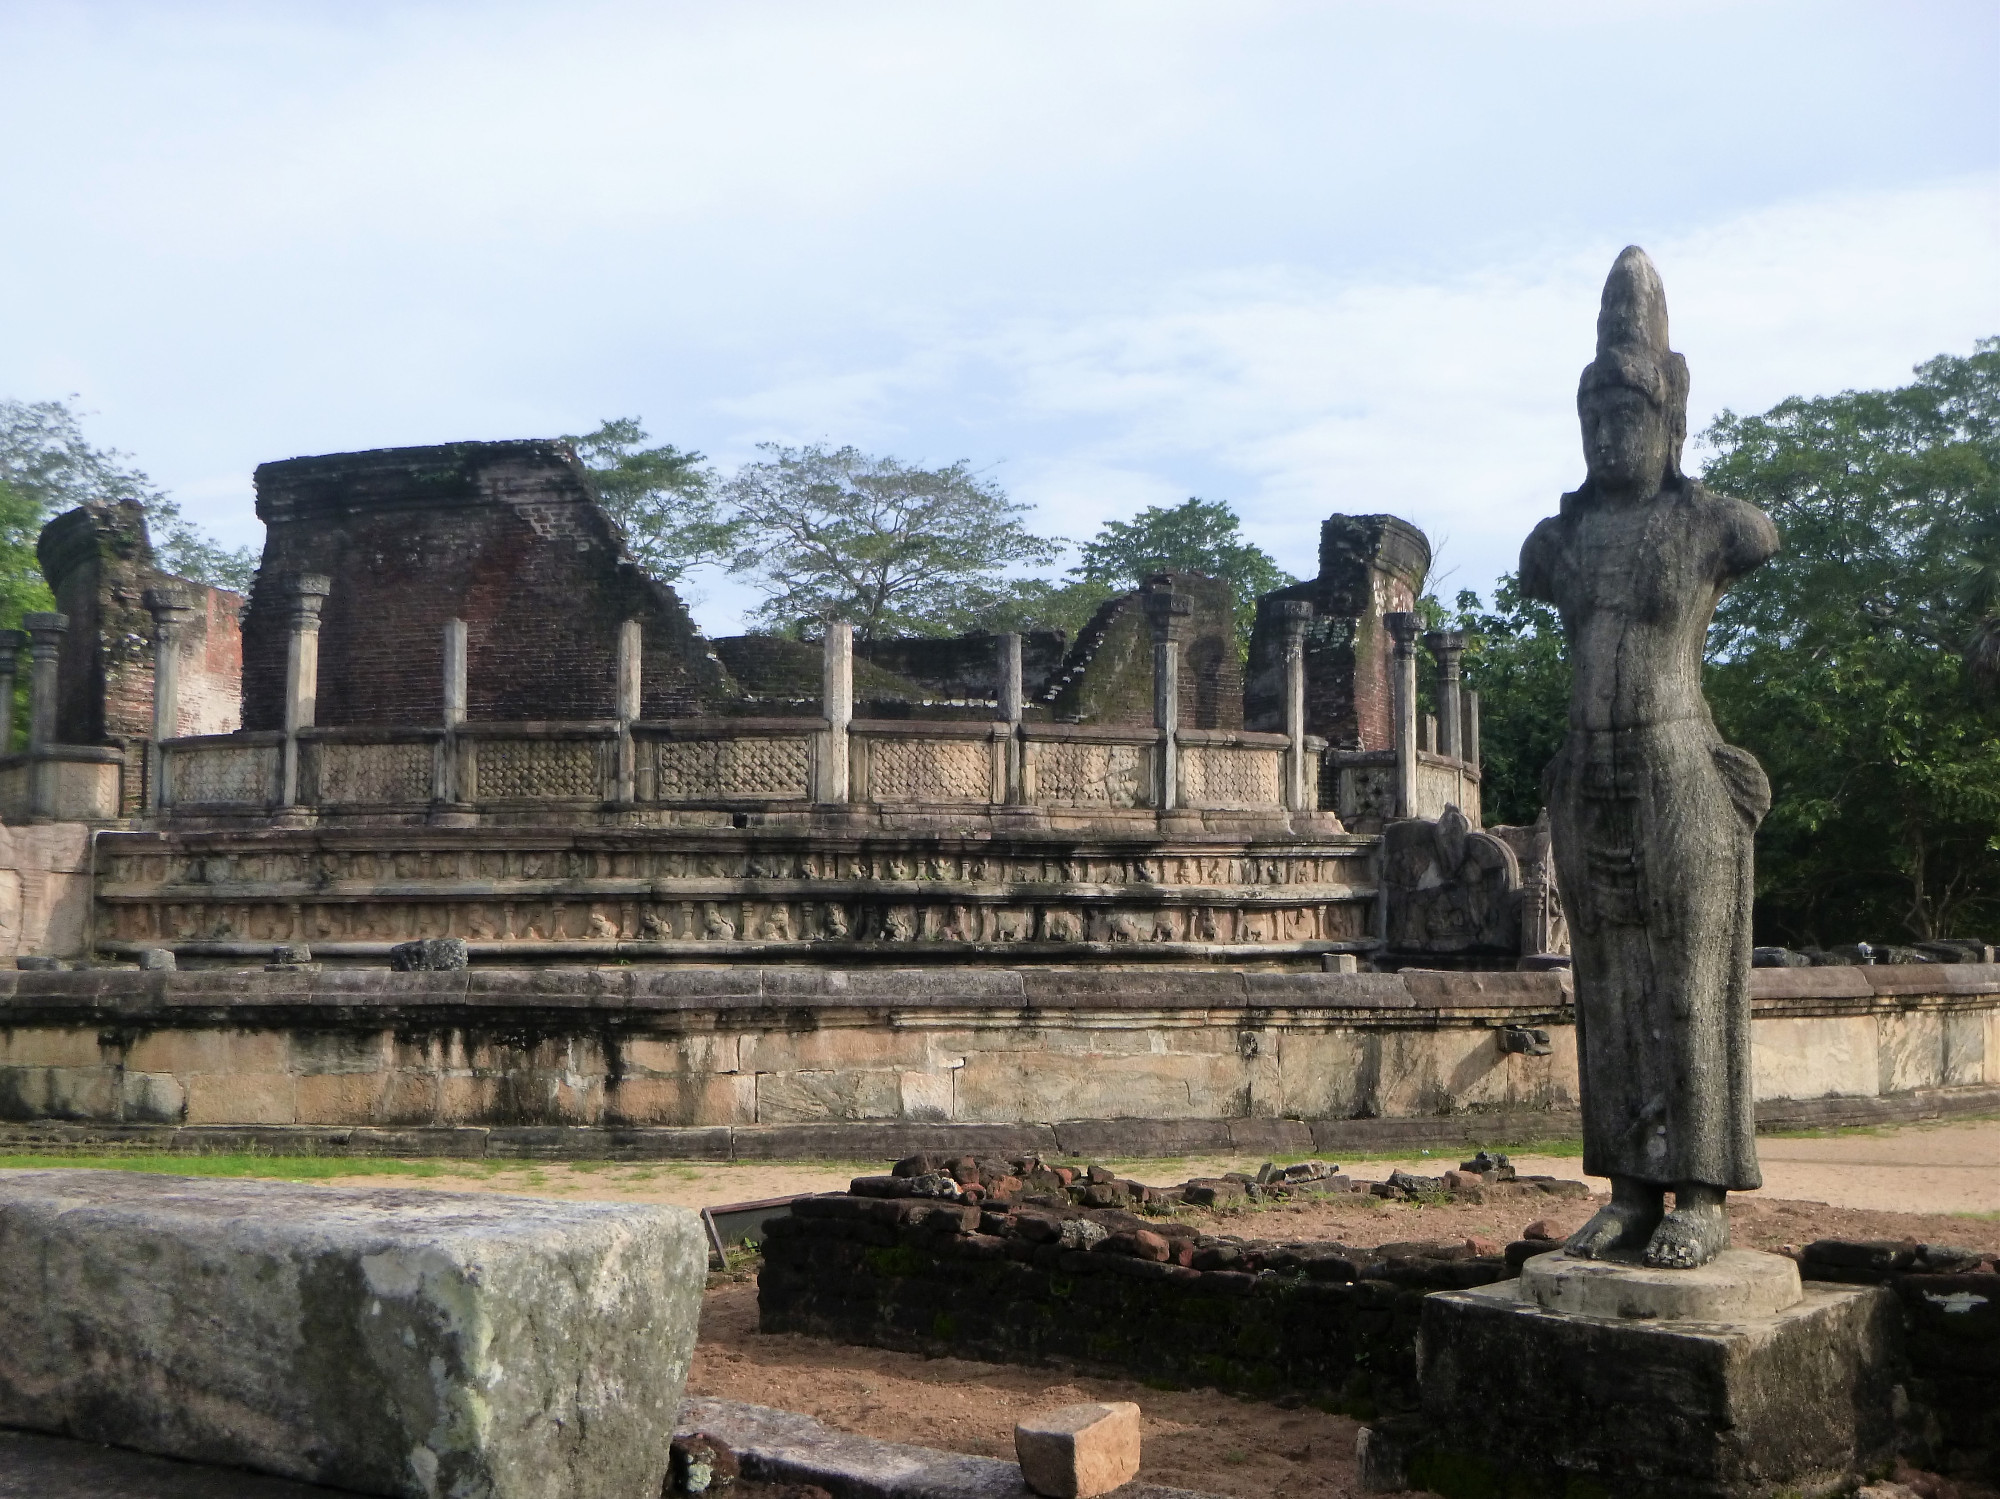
[1753,938,1993,967]
[851,1149,1591,1215]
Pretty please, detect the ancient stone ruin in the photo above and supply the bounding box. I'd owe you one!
[7,437,1523,971]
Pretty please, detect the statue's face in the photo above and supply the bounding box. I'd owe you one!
[1580,385,1669,492]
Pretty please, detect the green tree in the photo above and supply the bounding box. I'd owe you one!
[1698,339,2000,944]
[0,398,255,592]
[563,417,733,582]
[723,444,1060,641]
[1440,579,1570,829]
[1072,497,1294,650]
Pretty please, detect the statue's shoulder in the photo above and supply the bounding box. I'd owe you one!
[1677,480,1779,579]
[1517,500,1576,603]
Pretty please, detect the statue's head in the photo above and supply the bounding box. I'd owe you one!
[1578,246,1689,493]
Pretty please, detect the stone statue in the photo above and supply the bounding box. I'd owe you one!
[1519,247,1779,1269]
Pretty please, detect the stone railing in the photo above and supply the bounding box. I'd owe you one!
[155,718,1327,821]
[136,585,1333,825]
[159,732,283,810]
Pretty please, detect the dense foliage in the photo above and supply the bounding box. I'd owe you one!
[0,399,255,593]
[564,417,732,582]
[1698,339,1999,944]
[1448,340,2000,944]
[1070,496,1295,651]
[720,443,1060,641]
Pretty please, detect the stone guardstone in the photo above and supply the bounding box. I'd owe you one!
[1519,1248,1802,1322]
[0,1170,708,1499]
[1410,1274,1898,1498]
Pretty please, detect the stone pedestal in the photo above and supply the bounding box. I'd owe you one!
[1411,1255,1897,1498]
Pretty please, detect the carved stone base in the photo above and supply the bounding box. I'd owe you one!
[1409,1275,1897,1498]
[1519,1248,1802,1322]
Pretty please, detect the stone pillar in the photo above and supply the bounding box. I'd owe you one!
[997,631,1024,804]
[24,612,66,753]
[614,619,641,804]
[1425,629,1465,759]
[143,586,195,812]
[1276,600,1314,811]
[819,622,853,803]
[1385,611,1420,819]
[436,618,468,807]
[24,612,68,820]
[278,574,330,809]
[442,619,467,730]
[1143,579,1191,811]
[1426,628,1466,816]
[1463,689,1481,770]
[0,629,25,755]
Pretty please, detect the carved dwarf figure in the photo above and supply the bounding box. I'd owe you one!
[1520,247,1779,1269]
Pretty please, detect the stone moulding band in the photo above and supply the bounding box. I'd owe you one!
[4,1085,1996,1162]
[94,938,1376,964]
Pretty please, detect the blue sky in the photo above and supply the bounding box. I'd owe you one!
[2,1,1995,631]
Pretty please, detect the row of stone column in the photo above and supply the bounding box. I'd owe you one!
[128,572,1324,814]
[1385,613,1482,820]
[0,613,68,757]
[817,582,1317,812]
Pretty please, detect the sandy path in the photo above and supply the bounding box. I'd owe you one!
[362,1117,2000,1218]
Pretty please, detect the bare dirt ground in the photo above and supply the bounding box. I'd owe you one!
[358,1116,2000,1221]
[119,1120,1999,1499]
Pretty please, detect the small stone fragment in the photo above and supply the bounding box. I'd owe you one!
[1522,1219,1557,1241]
[1014,1401,1141,1498]
[1058,1218,1108,1251]
[670,1432,739,1493]
[389,936,469,970]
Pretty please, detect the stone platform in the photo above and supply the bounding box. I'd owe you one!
[1413,1263,1899,1498]
[0,1171,707,1499]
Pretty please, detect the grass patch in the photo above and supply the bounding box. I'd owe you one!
[0,1152,465,1180]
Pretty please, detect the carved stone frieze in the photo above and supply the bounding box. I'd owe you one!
[653,737,811,801]
[865,738,993,803]
[1031,742,1147,806]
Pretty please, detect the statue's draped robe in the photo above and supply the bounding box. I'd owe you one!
[1522,480,1777,1191]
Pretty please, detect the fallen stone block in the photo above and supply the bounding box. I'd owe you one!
[1014,1402,1142,1498]
[678,1396,1216,1499]
[0,1169,707,1499]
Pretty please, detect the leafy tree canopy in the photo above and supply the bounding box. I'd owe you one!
[563,417,733,583]
[1072,497,1295,649]
[722,443,1060,641]
[1697,338,2000,944]
[0,398,255,593]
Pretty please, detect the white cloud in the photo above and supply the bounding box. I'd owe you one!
[0,4,1992,636]
[700,174,1998,626]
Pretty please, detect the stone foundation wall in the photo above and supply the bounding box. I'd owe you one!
[759,1193,1495,1417]
[0,965,1991,1138]
[761,1198,1999,1481]
[0,823,93,961]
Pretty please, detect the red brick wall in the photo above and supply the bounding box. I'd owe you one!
[242,442,731,730]
[1042,572,1241,729]
[1244,514,1429,751]
[37,503,243,807]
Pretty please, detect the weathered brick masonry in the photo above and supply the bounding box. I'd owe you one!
[241,441,731,729]
[1245,514,1428,750]
[760,1191,1502,1417]
[1043,571,1241,729]
[37,501,242,805]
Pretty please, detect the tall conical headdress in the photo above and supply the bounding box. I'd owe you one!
[1579,246,1690,478]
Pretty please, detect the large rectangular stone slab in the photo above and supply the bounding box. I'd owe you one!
[1413,1276,1898,1498]
[0,1170,707,1499]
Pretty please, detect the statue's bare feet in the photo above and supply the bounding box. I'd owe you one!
[1643,1184,1729,1268]
[1563,1177,1663,1259]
